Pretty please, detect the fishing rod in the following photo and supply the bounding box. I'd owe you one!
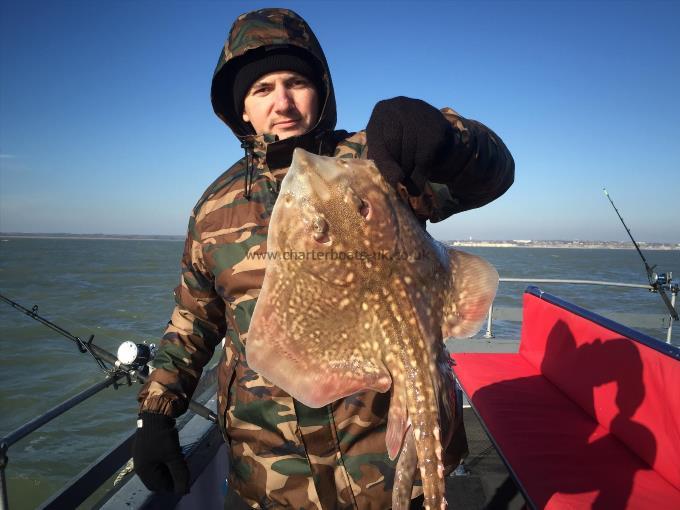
[0,294,218,510]
[602,188,678,320]
[0,292,218,422]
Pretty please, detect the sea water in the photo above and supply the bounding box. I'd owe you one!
[0,237,677,508]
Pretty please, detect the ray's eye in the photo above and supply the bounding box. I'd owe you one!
[312,216,330,244]
[312,216,328,233]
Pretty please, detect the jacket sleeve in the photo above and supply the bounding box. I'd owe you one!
[429,108,515,221]
[398,108,514,224]
[137,213,227,417]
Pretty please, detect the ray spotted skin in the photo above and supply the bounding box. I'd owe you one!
[248,149,499,509]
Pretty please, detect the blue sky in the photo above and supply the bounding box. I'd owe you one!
[1,0,678,242]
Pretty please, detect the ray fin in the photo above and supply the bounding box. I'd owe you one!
[392,427,418,510]
[386,390,410,460]
[247,265,392,408]
[442,248,499,338]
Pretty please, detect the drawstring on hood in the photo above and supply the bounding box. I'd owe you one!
[210,8,339,200]
[241,138,255,199]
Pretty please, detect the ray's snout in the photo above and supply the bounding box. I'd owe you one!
[289,147,358,190]
[286,148,336,203]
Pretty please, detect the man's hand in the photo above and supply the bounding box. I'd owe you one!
[367,96,457,190]
[132,412,190,494]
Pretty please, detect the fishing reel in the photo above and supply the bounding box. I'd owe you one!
[647,270,679,320]
[650,271,672,288]
[116,341,157,377]
[649,271,679,296]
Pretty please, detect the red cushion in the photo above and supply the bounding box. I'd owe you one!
[519,293,680,490]
[455,352,680,509]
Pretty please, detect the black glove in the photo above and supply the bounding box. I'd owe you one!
[367,96,458,192]
[132,412,190,494]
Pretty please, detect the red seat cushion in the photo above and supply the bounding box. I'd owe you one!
[519,293,680,490]
[455,352,680,509]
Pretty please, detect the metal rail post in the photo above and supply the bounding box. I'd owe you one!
[667,290,677,344]
[1,442,8,510]
[484,302,494,338]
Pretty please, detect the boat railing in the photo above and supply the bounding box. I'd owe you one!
[0,372,132,510]
[0,346,219,510]
[484,278,677,343]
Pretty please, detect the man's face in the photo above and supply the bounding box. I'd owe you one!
[242,71,319,139]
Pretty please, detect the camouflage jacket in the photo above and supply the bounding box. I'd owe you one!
[138,8,514,509]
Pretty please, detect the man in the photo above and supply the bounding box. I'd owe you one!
[133,8,514,509]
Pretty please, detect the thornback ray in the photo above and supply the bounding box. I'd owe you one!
[247,148,498,509]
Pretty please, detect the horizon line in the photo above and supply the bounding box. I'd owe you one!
[1,232,678,245]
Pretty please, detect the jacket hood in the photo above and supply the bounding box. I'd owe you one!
[211,8,337,140]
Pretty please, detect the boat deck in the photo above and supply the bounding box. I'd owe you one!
[445,337,526,509]
[447,407,526,509]
[446,337,521,355]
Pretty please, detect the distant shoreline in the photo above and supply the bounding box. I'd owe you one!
[1,233,678,250]
[448,241,679,251]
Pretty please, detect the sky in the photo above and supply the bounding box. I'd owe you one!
[0,0,678,242]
